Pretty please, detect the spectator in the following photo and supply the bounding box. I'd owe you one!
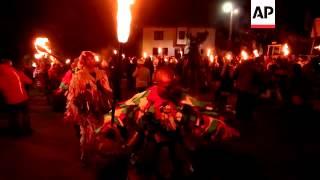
[132,58,151,92]
[0,58,33,136]
[234,59,264,137]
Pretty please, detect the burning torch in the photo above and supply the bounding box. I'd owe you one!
[111,0,134,125]
[34,37,63,65]
[282,43,290,56]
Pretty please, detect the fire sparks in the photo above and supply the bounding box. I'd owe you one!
[117,0,134,43]
[34,37,52,59]
[282,43,290,56]
[241,50,248,60]
[113,49,118,55]
[122,54,126,59]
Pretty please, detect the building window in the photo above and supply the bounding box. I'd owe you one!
[153,48,168,55]
[163,48,168,55]
[153,48,159,55]
[200,49,204,55]
[178,31,186,40]
[154,31,164,40]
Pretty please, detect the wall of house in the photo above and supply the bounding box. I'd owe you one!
[142,27,216,57]
[142,27,176,56]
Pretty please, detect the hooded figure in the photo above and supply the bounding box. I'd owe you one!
[65,51,112,162]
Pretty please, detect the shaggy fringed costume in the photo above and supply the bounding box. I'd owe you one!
[65,51,112,161]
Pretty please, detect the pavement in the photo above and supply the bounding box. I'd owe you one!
[1,90,320,179]
[0,92,95,180]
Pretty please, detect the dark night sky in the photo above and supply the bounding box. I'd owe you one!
[0,0,320,58]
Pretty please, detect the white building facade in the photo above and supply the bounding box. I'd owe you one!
[142,27,216,57]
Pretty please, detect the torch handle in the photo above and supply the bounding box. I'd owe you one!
[111,43,124,125]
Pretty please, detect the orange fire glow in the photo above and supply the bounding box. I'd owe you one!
[209,55,214,63]
[143,52,148,59]
[253,49,259,57]
[282,43,290,56]
[241,50,249,60]
[34,37,52,59]
[117,0,134,43]
[32,62,37,68]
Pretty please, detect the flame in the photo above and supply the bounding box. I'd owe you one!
[179,50,183,56]
[282,43,290,56]
[117,0,134,43]
[94,55,101,62]
[32,62,37,68]
[34,37,52,59]
[158,47,162,55]
[253,49,259,57]
[143,52,148,59]
[314,45,320,50]
[122,54,126,59]
[34,53,43,59]
[207,49,212,57]
[65,59,71,64]
[225,53,232,61]
[209,55,214,63]
[113,49,118,55]
[241,50,248,60]
[49,56,56,62]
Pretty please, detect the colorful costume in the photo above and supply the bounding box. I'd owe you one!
[96,85,238,178]
[65,51,112,161]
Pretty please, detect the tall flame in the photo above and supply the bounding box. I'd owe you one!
[117,0,134,43]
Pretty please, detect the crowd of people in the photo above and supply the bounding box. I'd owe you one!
[1,48,320,179]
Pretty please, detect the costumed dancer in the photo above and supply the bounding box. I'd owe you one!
[96,67,239,179]
[65,51,112,163]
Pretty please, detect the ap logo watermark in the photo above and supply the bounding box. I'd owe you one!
[251,0,275,28]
